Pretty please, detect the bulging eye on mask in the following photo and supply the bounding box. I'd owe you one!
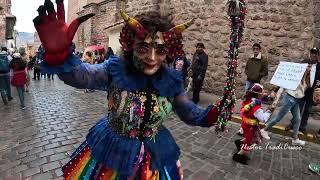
[134,42,168,56]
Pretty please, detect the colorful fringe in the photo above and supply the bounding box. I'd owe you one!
[62,142,183,180]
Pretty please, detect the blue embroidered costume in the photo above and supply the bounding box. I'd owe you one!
[33,1,219,178]
[42,55,216,179]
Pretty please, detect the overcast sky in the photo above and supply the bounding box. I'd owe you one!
[11,0,69,33]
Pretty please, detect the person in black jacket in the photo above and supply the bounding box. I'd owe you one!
[105,47,114,60]
[191,43,208,103]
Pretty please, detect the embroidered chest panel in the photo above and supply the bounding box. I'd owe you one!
[107,85,172,138]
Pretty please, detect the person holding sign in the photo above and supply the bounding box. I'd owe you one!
[260,64,312,146]
[285,47,320,133]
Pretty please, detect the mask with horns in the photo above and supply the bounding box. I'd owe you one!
[119,10,194,60]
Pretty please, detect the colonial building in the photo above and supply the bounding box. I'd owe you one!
[0,0,16,48]
[68,0,320,95]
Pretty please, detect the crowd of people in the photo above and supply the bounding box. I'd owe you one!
[0,47,31,109]
[241,45,320,136]
[0,45,59,109]
[233,44,320,169]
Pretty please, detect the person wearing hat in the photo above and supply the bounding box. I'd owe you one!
[191,42,208,103]
[244,43,268,91]
[260,63,312,146]
[285,47,320,133]
[233,83,275,165]
[9,53,28,109]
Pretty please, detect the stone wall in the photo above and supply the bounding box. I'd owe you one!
[0,0,12,47]
[314,0,320,48]
[68,0,319,96]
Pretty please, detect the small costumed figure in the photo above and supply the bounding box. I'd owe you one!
[233,83,275,165]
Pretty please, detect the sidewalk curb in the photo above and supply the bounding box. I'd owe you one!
[231,115,320,145]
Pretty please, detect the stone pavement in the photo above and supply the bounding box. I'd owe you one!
[0,77,319,180]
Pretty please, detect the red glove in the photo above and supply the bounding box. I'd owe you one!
[33,0,94,66]
[207,106,219,126]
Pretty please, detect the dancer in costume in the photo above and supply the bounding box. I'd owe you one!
[33,0,220,179]
[233,83,275,165]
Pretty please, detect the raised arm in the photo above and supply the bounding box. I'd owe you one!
[32,0,113,90]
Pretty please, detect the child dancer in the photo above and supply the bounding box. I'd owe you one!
[233,83,275,165]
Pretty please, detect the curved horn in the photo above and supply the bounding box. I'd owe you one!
[169,19,195,34]
[120,9,147,38]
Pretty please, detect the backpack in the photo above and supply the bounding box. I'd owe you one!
[0,53,10,73]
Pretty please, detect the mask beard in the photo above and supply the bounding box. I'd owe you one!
[133,55,145,72]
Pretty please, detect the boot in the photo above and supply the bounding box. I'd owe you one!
[3,98,8,105]
[232,153,249,165]
[234,139,242,151]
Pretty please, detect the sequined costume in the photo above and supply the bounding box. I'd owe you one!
[240,98,271,151]
[34,0,219,178]
[42,55,217,179]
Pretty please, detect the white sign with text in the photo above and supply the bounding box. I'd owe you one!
[270,62,308,90]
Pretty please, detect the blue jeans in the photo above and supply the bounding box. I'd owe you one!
[0,87,7,103]
[245,80,255,91]
[16,86,25,107]
[0,74,12,100]
[265,93,302,139]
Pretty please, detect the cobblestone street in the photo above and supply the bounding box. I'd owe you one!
[0,78,319,180]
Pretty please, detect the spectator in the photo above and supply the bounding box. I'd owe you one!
[173,55,191,88]
[0,47,13,104]
[9,53,28,109]
[84,51,95,64]
[94,50,100,64]
[28,53,41,80]
[285,47,320,133]
[7,48,15,62]
[96,50,106,64]
[191,42,208,103]
[19,47,30,92]
[314,79,320,137]
[79,52,83,59]
[245,43,268,91]
[105,47,114,60]
[260,63,312,146]
[83,51,95,93]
